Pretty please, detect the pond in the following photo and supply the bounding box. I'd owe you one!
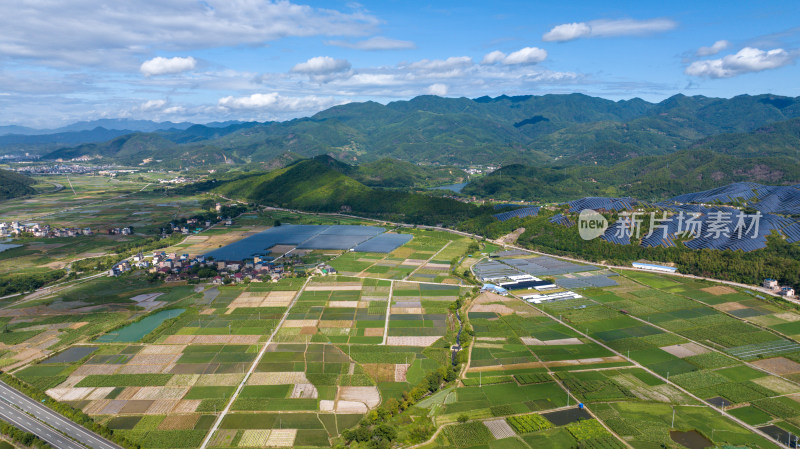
[0,243,21,253]
[670,430,713,449]
[96,308,185,343]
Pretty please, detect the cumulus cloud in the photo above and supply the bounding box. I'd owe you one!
[502,47,547,65]
[482,47,547,65]
[291,56,351,74]
[481,51,506,65]
[325,36,415,50]
[427,83,448,96]
[218,92,340,111]
[140,56,196,76]
[408,56,472,71]
[685,47,796,78]
[0,1,379,68]
[141,99,167,110]
[291,56,352,82]
[696,40,731,57]
[543,18,676,42]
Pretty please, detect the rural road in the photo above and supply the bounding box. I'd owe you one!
[0,381,122,449]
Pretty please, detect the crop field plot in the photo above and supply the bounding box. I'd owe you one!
[592,401,774,448]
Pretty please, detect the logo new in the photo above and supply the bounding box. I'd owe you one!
[578,209,608,241]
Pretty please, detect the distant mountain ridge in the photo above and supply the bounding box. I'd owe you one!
[33,93,800,167]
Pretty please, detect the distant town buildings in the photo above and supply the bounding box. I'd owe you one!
[0,221,93,238]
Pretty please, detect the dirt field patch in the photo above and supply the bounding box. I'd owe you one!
[660,343,710,358]
[363,364,395,382]
[318,320,353,328]
[172,399,201,413]
[774,313,800,322]
[290,383,318,399]
[338,386,380,409]
[386,336,440,347]
[73,364,119,376]
[284,319,319,328]
[470,303,516,315]
[159,414,198,430]
[702,285,737,296]
[120,400,153,414]
[363,328,384,337]
[751,357,800,375]
[753,376,800,395]
[715,302,748,312]
[299,326,316,335]
[395,363,409,382]
[239,429,270,447]
[146,399,179,414]
[328,301,359,308]
[247,372,308,385]
[140,345,186,355]
[521,337,583,346]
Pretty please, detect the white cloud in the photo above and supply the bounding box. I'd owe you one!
[542,22,592,42]
[140,56,196,76]
[0,1,379,68]
[685,47,796,78]
[427,83,448,96]
[218,92,340,111]
[481,51,506,65]
[141,99,167,110]
[408,56,472,71]
[325,36,415,50]
[696,40,731,57]
[502,47,547,65]
[291,56,351,74]
[482,47,547,65]
[543,18,676,42]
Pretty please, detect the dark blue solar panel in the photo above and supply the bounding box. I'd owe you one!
[568,197,636,213]
[493,206,540,221]
[549,213,573,227]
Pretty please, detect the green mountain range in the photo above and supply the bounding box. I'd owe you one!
[0,169,35,200]
[41,93,800,167]
[462,149,800,202]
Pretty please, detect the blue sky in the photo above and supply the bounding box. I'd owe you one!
[1,0,798,127]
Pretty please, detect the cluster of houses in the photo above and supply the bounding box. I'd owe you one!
[764,279,796,298]
[0,222,93,238]
[167,217,231,236]
[109,250,337,283]
[107,227,133,235]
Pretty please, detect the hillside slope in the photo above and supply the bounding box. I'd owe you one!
[0,169,35,200]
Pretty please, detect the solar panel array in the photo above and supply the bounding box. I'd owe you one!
[669,182,800,215]
[601,221,631,245]
[353,233,413,253]
[549,213,574,227]
[493,203,522,210]
[472,260,524,281]
[204,224,405,260]
[556,275,619,289]
[568,197,635,213]
[493,206,540,221]
[503,256,599,276]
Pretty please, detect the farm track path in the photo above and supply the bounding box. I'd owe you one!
[198,275,313,449]
[517,295,784,448]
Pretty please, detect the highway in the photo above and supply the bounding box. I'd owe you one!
[0,381,122,449]
[0,400,85,449]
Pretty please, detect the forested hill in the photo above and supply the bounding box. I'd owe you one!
[0,169,35,200]
[40,93,800,167]
[213,156,485,225]
[462,150,800,202]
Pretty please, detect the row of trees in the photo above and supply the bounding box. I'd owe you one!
[0,420,52,448]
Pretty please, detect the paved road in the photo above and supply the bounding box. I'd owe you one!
[0,381,122,449]
[0,400,86,449]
